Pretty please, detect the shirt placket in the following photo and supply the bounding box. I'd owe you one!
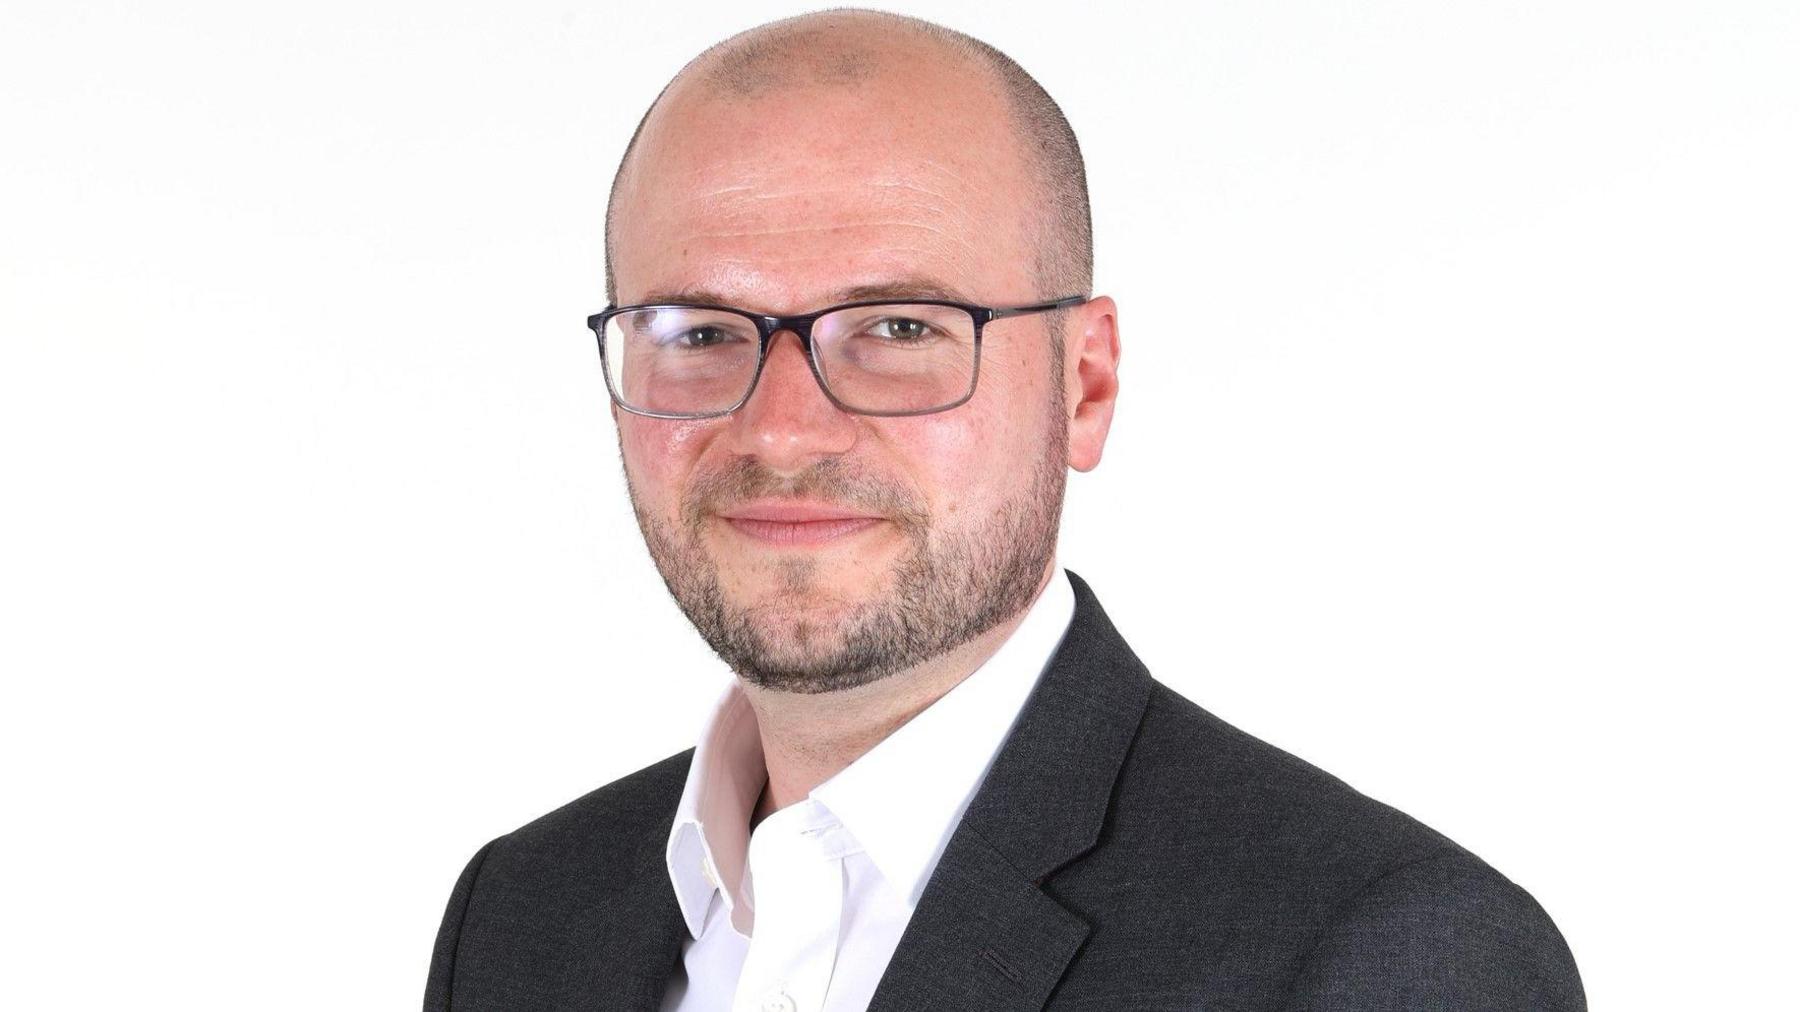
[732,800,855,1012]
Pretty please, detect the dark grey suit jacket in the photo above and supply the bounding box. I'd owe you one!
[425,572,1584,1010]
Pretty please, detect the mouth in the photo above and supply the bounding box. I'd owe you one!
[716,499,888,547]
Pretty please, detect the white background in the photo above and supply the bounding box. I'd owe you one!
[3,1,1794,1007]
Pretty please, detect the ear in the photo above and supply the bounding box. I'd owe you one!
[1063,296,1120,472]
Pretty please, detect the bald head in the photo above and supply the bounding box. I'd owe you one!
[603,9,1092,304]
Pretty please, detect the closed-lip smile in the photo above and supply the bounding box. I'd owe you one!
[717,499,886,546]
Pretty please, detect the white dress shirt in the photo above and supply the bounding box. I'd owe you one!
[659,568,1077,1012]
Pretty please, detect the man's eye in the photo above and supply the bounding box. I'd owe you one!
[871,318,932,342]
[666,326,736,348]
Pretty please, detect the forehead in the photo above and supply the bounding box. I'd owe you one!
[611,67,1038,310]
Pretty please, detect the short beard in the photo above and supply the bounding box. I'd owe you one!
[622,385,1068,695]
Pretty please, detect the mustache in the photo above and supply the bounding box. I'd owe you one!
[681,456,929,530]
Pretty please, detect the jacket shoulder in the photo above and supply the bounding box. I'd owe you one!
[499,747,695,856]
[1044,680,1582,1007]
[1285,846,1586,1009]
[469,746,694,899]
[423,749,693,1011]
[1120,680,1453,875]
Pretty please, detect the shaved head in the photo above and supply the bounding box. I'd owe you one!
[603,9,1092,304]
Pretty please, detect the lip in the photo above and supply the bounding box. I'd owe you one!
[717,499,886,546]
[720,499,881,523]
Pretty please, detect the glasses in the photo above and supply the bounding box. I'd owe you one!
[587,294,1088,419]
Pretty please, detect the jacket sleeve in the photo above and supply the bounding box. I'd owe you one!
[423,838,500,1012]
[1283,849,1585,1011]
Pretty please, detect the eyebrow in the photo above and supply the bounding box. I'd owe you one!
[636,276,973,310]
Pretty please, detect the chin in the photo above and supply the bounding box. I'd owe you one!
[729,584,863,632]
[718,555,890,607]
[729,578,879,645]
[704,602,901,694]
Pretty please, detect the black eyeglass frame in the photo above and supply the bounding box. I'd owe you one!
[587,294,1089,420]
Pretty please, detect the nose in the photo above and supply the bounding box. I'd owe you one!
[726,329,858,473]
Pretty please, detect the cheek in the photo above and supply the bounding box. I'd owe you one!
[619,417,715,512]
[891,358,1046,521]
[896,420,981,520]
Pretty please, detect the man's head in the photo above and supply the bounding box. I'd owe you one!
[605,9,1120,694]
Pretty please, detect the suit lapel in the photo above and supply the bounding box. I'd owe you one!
[868,571,1153,1011]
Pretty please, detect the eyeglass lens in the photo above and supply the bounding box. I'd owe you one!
[601,303,978,416]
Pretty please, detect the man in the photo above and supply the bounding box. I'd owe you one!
[425,9,1584,1010]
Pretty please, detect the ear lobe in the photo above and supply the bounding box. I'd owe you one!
[1065,296,1120,473]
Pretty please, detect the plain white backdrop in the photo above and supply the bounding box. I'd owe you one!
[3,1,1795,1007]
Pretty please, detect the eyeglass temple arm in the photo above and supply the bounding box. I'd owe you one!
[986,294,1090,320]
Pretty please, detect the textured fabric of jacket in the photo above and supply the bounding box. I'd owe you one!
[425,571,1585,1011]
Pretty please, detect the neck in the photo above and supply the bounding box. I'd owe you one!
[744,562,1057,825]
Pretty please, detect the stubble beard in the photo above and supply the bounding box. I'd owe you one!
[622,394,1068,695]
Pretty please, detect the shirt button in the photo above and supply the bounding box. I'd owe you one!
[759,990,797,1012]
